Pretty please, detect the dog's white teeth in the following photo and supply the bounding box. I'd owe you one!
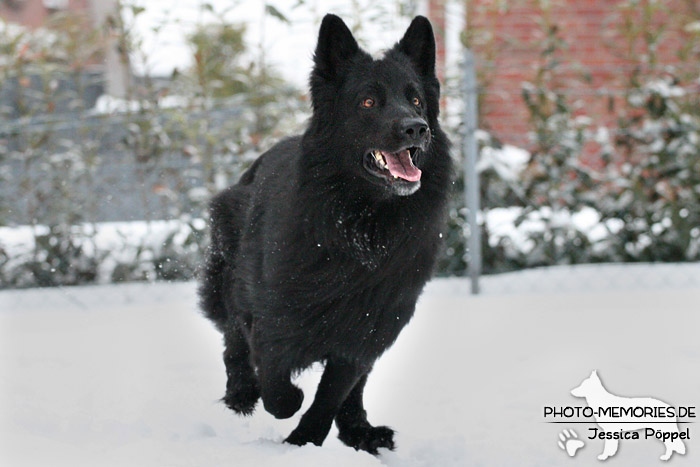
[393,175,398,179]
[373,150,387,169]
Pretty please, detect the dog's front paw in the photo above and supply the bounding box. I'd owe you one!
[338,423,395,455]
[285,424,327,447]
[262,384,304,419]
[223,378,260,416]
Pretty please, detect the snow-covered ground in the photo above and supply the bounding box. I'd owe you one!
[2,264,699,466]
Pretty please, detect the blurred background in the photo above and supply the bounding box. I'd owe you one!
[2,3,700,466]
[1,0,699,290]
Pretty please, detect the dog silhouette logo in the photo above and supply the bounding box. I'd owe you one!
[571,370,687,461]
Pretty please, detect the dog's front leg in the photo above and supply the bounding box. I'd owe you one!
[257,364,304,420]
[598,438,619,460]
[254,330,304,420]
[285,357,365,447]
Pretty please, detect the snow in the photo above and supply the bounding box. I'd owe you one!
[644,77,686,98]
[2,264,699,466]
[0,18,58,67]
[477,144,529,182]
[0,220,202,283]
[90,94,189,115]
[480,206,622,256]
[685,21,700,33]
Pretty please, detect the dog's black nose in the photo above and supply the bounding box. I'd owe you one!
[401,118,429,141]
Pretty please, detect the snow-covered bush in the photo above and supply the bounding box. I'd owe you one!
[600,75,700,261]
[439,1,700,276]
[0,8,305,288]
[450,16,605,275]
[0,15,107,288]
[514,17,605,268]
[594,0,700,262]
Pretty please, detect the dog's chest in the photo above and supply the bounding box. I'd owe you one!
[333,207,413,270]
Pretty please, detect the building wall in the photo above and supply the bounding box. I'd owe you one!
[428,0,447,84]
[1,0,129,98]
[468,0,691,150]
[0,0,89,28]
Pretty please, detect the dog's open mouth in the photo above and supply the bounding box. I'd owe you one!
[363,147,422,183]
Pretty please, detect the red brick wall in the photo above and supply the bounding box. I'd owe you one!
[468,0,692,149]
[0,0,90,29]
[428,0,447,85]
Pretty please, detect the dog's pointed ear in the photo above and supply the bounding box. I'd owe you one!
[396,16,436,77]
[312,14,359,81]
[591,370,599,380]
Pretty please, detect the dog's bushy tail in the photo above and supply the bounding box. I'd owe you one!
[198,186,250,332]
[199,243,229,332]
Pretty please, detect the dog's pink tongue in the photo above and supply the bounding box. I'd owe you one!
[382,150,421,182]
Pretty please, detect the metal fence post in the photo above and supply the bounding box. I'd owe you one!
[462,47,481,295]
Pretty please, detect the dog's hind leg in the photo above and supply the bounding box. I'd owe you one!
[335,373,395,454]
[598,438,619,460]
[285,358,365,447]
[661,437,686,461]
[222,323,260,416]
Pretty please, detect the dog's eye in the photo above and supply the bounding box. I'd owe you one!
[412,97,421,107]
[362,98,375,108]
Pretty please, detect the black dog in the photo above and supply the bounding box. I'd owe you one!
[199,14,452,453]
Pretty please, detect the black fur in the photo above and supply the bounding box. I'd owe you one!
[199,14,452,453]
